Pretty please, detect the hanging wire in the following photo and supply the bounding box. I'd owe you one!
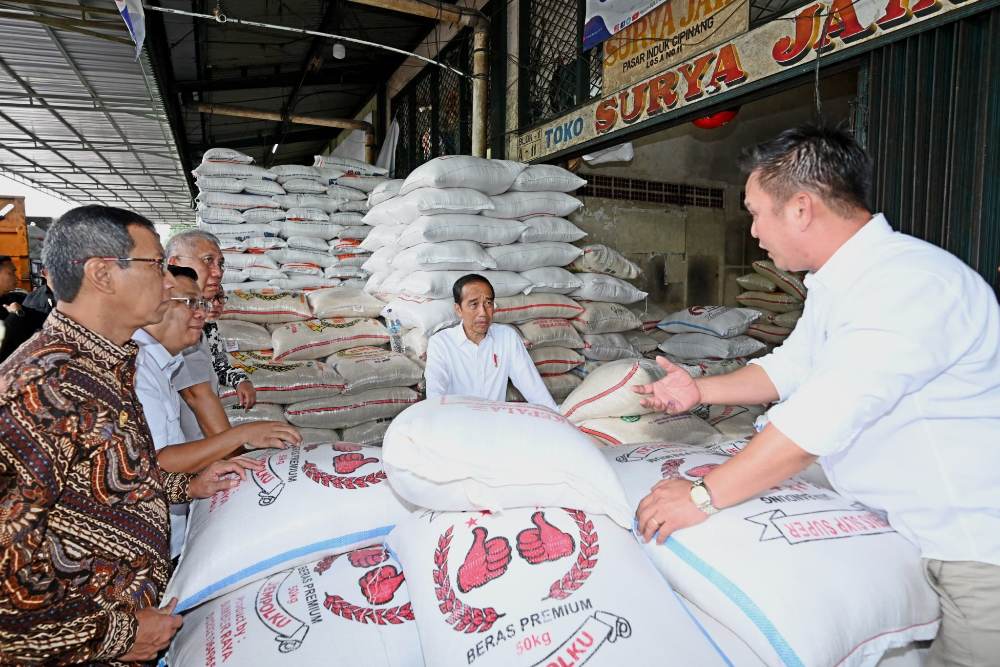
[142,3,472,79]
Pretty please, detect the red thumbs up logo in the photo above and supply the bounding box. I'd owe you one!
[457,526,512,593]
[333,452,378,475]
[516,511,576,565]
[359,565,406,605]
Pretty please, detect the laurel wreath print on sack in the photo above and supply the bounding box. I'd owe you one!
[302,462,386,489]
[323,594,414,625]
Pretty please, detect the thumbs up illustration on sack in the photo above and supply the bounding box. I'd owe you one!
[359,565,406,605]
[516,511,576,565]
[349,545,390,569]
[333,452,379,475]
[457,527,512,593]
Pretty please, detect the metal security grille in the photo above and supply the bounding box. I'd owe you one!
[415,74,435,167]
[392,93,412,179]
[440,37,470,157]
[580,175,724,209]
[520,0,602,128]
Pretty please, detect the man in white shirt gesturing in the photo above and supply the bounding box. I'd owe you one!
[632,124,1000,667]
[424,274,558,410]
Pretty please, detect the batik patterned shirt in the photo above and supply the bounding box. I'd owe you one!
[0,310,191,665]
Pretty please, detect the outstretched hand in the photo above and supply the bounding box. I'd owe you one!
[631,356,701,414]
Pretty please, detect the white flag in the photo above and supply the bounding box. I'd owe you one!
[114,0,146,59]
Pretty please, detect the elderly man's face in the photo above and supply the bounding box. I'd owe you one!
[118,225,173,326]
[154,276,207,353]
[171,238,223,298]
[454,280,495,338]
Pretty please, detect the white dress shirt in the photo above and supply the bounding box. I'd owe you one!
[173,337,215,441]
[751,214,1000,565]
[425,323,558,410]
[133,329,189,559]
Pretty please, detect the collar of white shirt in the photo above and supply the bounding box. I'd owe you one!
[446,322,495,349]
[805,213,893,292]
[132,328,185,376]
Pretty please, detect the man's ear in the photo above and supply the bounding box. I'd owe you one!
[453,302,462,318]
[789,191,814,231]
[82,258,117,296]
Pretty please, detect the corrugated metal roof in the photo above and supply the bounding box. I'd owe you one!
[0,3,193,225]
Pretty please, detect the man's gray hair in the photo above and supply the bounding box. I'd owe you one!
[165,229,221,259]
[42,205,155,303]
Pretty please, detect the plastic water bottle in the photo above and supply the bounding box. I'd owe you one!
[387,308,404,353]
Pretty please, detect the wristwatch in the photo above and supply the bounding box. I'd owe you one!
[689,478,719,515]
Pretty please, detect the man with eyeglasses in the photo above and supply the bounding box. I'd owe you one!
[165,230,256,441]
[0,206,258,664]
[133,266,301,561]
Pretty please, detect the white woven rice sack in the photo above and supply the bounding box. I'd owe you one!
[485,242,583,272]
[364,188,495,226]
[215,319,272,351]
[567,244,641,279]
[509,164,587,192]
[391,241,496,273]
[314,155,388,176]
[271,164,321,182]
[270,277,343,291]
[324,266,369,281]
[326,252,370,269]
[570,273,647,304]
[285,207,330,222]
[368,179,404,206]
[285,387,419,429]
[607,444,939,667]
[242,237,286,252]
[283,178,329,195]
[397,215,526,249]
[313,166,347,184]
[360,224,405,251]
[386,507,730,667]
[242,207,288,224]
[517,318,584,350]
[400,156,527,196]
[529,346,584,376]
[201,147,254,164]
[267,248,339,269]
[658,306,761,338]
[340,200,371,213]
[492,293,584,324]
[196,206,246,224]
[520,266,582,294]
[219,359,346,405]
[201,222,280,237]
[382,397,632,526]
[694,403,767,440]
[330,211,367,226]
[295,427,341,444]
[220,289,312,324]
[244,266,286,282]
[571,301,643,334]
[243,178,286,196]
[285,236,330,252]
[271,317,389,361]
[328,346,424,394]
[519,215,587,243]
[224,403,287,426]
[381,296,458,335]
[624,330,659,354]
[168,548,422,667]
[277,219,345,241]
[280,263,323,276]
[273,193,344,213]
[196,176,244,193]
[325,184,369,201]
[192,162,275,180]
[578,412,723,447]
[337,175,387,193]
[331,238,370,255]
[629,303,669,331]
[222,280,272,292]
[307,287,385,318]
[581,333,639,361]
[559,358,664,424]
[164,443,412,610]
[401,271,530,300]
[542,372,583,401]
[657,333,766,360]
[198,191,281,211]
[488,192,583,219]
[342,419,393,447]
[221,267,248,283]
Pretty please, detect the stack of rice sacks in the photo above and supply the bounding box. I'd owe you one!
[734,259,807,346]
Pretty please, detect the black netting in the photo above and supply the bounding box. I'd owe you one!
[392,94,411,179]
[415,74,434,167]
[440,36,469,156]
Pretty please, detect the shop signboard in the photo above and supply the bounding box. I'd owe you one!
[522,0,985,162]
[602,0,749,93]
[584,0,671,51]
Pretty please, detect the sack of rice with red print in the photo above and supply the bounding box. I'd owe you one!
[220,290,313,324]
[285,388,419,429]
[577,413,723,447]
[168,547,422,667]
[216,320,272,352]
[225,403,288,426]
[570,302,643,335]
[492,293,584,325]
[657,306,761,338]
[271,318,389,361]
[606,443,939,667]
[517,318,584,350]
[382,397,632,526]
[692,404,766,440]
[529,347,584,376]
[752,260,807,301]
[327,346,424,394]
[385,508,731,667]
[219,359,346,406]
[559,359,664,424]
[164,443,413,610]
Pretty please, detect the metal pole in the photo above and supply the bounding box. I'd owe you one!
[472,23,489,158]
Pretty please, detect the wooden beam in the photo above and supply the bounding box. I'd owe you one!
[192,104,372,132]
[347,0,476,26]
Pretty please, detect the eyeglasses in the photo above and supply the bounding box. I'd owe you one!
[174,254,225,271]
[169,296,212,313]
[70,256,168,273]
[212,294,228,305]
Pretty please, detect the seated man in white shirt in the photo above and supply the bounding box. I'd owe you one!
[134,266,302,558]
[424,274,558,410]
[632,125,1000,667]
